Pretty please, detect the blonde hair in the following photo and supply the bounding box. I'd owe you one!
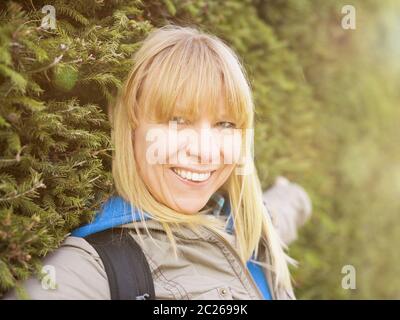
[111,24,294,292]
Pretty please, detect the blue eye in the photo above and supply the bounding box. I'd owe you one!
[170,116,188,125]
[216,121,236,129]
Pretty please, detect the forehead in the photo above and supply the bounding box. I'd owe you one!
[174,93,230,118]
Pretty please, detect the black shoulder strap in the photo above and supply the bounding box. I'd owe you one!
[84,228,155,300]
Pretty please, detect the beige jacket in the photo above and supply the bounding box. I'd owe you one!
[4,177,311,300]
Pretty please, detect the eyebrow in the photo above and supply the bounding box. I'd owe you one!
[171,102,234,121]
[217,111,230,118]
[215,110,235,121]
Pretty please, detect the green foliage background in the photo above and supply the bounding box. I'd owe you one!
[0,0,399,298]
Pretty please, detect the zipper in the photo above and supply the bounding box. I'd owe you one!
[202,225,274,300]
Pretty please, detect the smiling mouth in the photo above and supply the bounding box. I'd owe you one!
[171,167,215,183]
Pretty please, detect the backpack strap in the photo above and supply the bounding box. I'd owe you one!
[84,228,155,300]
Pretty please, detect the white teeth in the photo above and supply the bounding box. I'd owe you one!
[172,168,211,182]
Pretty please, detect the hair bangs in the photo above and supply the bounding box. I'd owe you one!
[135,36,250,129]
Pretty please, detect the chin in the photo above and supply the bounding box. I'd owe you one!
[173,198,209,214]
[178,205,204,215]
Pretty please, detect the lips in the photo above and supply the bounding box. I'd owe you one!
[172,168,211,182]
[171,167,213,182]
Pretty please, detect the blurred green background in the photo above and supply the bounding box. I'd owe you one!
[0,0,399,299]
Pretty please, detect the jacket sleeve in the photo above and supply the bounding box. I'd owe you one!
[2,236,110,300]
[262,176,312,246]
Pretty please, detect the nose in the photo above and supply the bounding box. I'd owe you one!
[185,122,220,165]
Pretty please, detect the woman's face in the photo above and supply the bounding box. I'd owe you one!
[133,99,242,214]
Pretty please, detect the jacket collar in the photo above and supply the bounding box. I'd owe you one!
[71,192,234,238]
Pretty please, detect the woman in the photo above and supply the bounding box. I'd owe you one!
[4,25,311,300]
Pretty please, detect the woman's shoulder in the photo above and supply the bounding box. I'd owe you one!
[3,236,109,300]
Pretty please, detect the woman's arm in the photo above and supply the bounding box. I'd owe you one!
[3,237,109,300]
[262,176,312,246]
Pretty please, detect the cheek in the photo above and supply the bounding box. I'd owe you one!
[220,132,242,165]
[133,127,164,184]
[134,129,165,195]
[140,126,189,166]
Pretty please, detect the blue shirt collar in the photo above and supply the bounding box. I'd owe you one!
[71,192,234,238]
